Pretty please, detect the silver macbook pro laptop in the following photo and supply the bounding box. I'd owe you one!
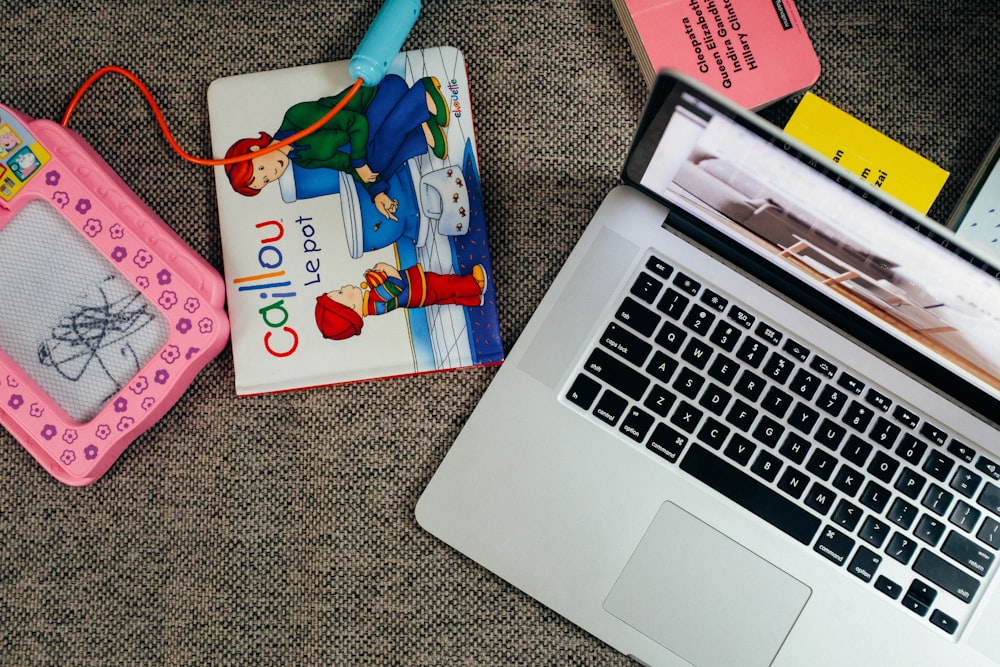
[416,71,1000,666]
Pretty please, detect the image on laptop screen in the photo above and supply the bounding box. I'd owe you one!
[627,85,1000,410]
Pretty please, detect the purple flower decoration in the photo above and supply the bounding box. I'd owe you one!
[45,170,61,186]
[197,317,214,335]
[29,403,44,418]
[136,275,150,290]
[75,198,92,214]
[96,424,112,440]
[113,397,128,413]
[41,424,57,440]
[160,345,181,364]
[184,297,201,313]
[157,269,172,285]
[141,397,156,411]
[110,223,125,240]
[62,429,78,445]
[133,249,154,269]
[130,376,150,394]
[52,191,70,208]
[154,369,170,385]
[8,394,23,410]
[158,291,178,310]
[116,416,134,432]
[84,445,99,460]
[176,318,192,334]
[83,218,102,238]
[5,376,17,388]
[111,246,128,263]
[60,450,76,466]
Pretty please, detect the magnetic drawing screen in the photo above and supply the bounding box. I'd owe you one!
[0,200,170,422]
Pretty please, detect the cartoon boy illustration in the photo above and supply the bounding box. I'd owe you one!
[224,74,449,222]
[315,262,488,340]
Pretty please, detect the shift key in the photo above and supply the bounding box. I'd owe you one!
[914,549,980,603]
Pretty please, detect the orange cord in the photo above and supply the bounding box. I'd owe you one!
[60,65,364,167]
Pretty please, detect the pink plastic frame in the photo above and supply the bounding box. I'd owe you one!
[0,104,229,485]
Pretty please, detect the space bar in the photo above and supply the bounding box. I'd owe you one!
[680,444,821,545]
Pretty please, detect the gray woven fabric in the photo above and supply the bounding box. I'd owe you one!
[1,1,998,665]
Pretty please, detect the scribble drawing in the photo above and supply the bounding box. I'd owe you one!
[37,276,159,402]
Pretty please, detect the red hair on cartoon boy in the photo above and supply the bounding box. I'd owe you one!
[224,132,272,197]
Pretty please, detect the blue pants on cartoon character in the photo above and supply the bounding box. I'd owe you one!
[277,74,449,258]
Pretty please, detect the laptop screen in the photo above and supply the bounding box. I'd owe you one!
[623,72,1000,423]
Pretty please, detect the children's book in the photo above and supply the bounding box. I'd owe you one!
[612,0,820,109]
[207,47,504,395]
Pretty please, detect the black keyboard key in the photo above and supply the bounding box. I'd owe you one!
[600,322,653,367]
[815,525,855,566]
[620,406,655,443]
[887,497,918,530]
[914,515,946,547]
[951,466,983,499]
[709,321,742,352]
[817,385,848,417]
[895,467,927,501]
[842,401,875,433]
[949,501,980,533]
[789,368,822,400]
[842,436,872,467]
[865,388,892,413]
[645,255,673,280]
[735,337,768,368]
[893,405,919,430]
[655,320,687,353]
[629,274,663,305]
[673,367,704,399]
[681,338,713,370]
[860,481,891,513]
[975,456,1000,482]
[647,423,688,463]
[643,384,676,418]
[725,399,758,432]
[593,391,628,426]
[869,417,901,449]
[751,416,784,448]
[727,304,755,329]
[707,354,739,386]
[657,288,689,319]
[755,321,783,346]
[920,422,948,447]
[897,434,928,466]
[670,400,704,434]
[777,467,811,500]
[810,355,837,379]
[724,434,756,467]
[947,439,975,464]
[860,516,890,549]
[733,370,766,402]
[902,579,936,616]
[683,305,715,336]
[833,464,864,497]
[584,348,651,401]
[806,483,837,516]
[942,531,994,576]
[913,550,980,603]
[782,339,810,362]
[700,288,728,312]
[617,297,661,336]
[699,383,732,416]
[922,484,954,517]
[647,351,679,384]
[680,444,821,545]
[787,402,820,435]
[832,499,862,531]
[780,432,811,465]
[977,517,1000,550]
[837,371,865,396]
[806,449,837,482]
[886,532,918,565]
[751,450,783,483]
[874,575,903,600]
[868,451,900,483]
[848,545,882,582]
[760,386,793,419]
[566,374,601,410]
[922,451,955,483]
[815,418,847,451]
[929,610,959,635]
[762,352,793,384]
[978,482,1000,516]
[697,417,730,450]
[672,272,701,296]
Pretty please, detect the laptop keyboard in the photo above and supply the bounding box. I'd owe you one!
[565,253,1000,637]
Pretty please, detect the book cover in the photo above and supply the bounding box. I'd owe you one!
[208,47,504,395]
[612,0,820,109]
[784,93,949,214]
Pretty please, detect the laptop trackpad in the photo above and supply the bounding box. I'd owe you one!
[604,502,811,667]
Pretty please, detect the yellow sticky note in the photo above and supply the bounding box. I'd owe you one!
[784,93,948,214]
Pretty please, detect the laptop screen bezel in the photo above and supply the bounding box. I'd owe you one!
[621,70,1000,429]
